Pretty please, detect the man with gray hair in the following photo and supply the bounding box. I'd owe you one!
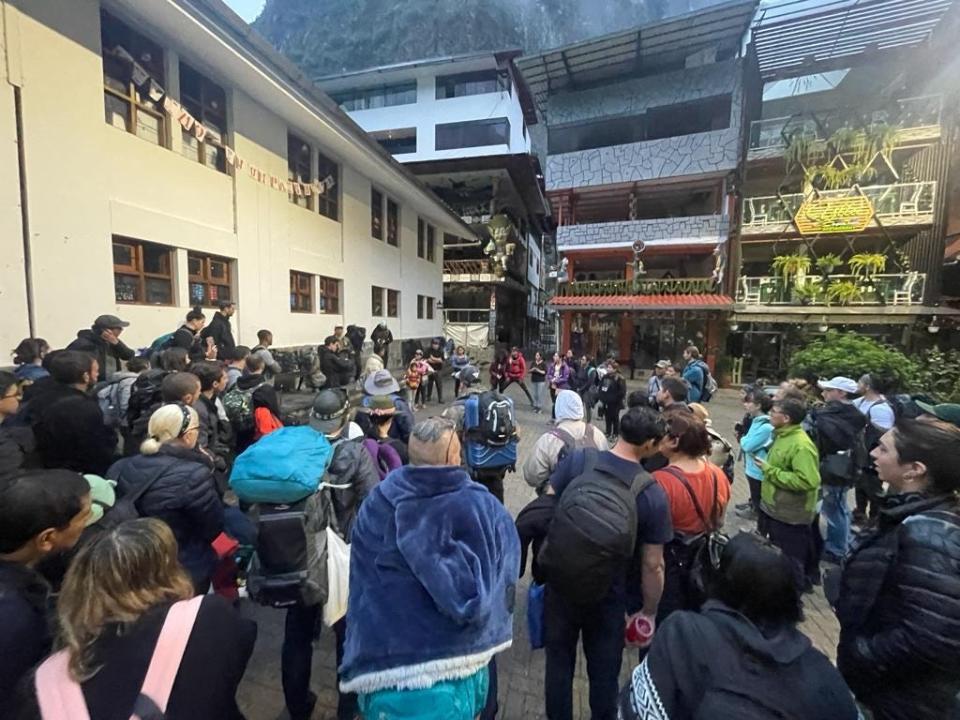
[340,417,520,720]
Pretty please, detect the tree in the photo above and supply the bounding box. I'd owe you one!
[788,331,916,391]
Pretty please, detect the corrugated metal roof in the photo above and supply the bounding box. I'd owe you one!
[516,0,757,108]
[549,294,734,310]
[752,0,956,80]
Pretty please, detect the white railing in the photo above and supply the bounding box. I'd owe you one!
[742,182,937,228]
[737,272,926,306]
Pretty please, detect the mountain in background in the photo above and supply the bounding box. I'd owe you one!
[252,0,733,78]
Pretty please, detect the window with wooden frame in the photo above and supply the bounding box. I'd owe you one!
[371,188,383,240]
[288,134,313,209]
[387,289,399,318]
[316,150,340,221]
[427,224,436,262]
[179,63,227,172]
[100,10,167,147]
[290,270,314,313]
[112,237,174,305]
[386,199,399,247]
[417,218,426,258]
[188,253,232,306]
[319,275,341,314]
[371,286,384,316]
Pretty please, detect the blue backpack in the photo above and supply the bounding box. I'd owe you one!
[230,426,334,503]
[463,391,518,470]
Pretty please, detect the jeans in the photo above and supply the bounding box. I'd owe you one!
[500,377,534,405]
[544,586,624,720]
[531,381,545,410]
[282,605,357,720]
[425,373,443,403]
[821,484,851,557]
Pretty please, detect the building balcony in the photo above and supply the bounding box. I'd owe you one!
[546,128,740,192]
[558,277,719,297]
[557,215,729,250]
[748,95,942,162]
[549,276,733,311]
[741,182,937,237]
[736,272,926,308]
[749,96,942,158]
[442,259,526,290]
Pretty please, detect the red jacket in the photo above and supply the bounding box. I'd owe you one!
[506,354,527,380]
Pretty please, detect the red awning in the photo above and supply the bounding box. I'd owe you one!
[549,294,734,311]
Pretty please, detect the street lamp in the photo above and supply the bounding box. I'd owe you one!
[928,315,941,334]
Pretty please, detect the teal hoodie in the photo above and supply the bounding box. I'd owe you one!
[739,415,773,481]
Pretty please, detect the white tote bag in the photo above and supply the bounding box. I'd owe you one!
[323,526,350,626]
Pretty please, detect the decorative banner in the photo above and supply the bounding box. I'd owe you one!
[795,195,875,235]
[111,45,336,198]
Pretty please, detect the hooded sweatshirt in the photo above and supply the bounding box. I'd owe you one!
[339,464,519,695]
[739,414,773,481]
[620,600,859,720]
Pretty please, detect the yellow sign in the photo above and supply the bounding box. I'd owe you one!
[794,195,875,235]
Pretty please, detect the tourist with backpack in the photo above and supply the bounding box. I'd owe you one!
[224,354,282,453]
[21,518,255,720]
[652,408,731,622]
[122,367,201,457]
[680,345,716,403]
[224,346,250,391]
[442,365,519,503]
[361,395,408,472]
[95,357,150,431]
[522,389,607,494]
[107,404,224,594]
[339,417,519,720]
[232,388,377,720]
[812,377,866,563]
[853,373,895,525]
[355,368,416,444]
[539,407,672,720]
[0,470,90,714]
[619,532,861,720]
[251,329,283,379]
[598,360,627,441]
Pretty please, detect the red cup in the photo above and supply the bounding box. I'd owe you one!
[625,614,655,646]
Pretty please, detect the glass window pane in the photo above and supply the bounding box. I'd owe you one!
[181,129,200,160]
[188,256,202,276]
[371,286,383,315]
[113,243,135,268]
[142,244,169,275]
[145,277,172,304]
[190,282,206,304]
[104,94,130,131]
[371,189,383,239]
[136,109,162,145]
[114,274,140,303]
[209,261,226,279]
[214,284,230,302]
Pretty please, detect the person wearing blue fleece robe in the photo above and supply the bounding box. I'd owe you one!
[340,417,520,719]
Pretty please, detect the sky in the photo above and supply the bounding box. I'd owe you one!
[224,0,264,23]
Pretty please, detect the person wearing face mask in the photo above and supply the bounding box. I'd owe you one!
[834,416,960,720]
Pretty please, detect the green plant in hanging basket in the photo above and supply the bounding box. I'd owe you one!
[864,122,898,164]
[826,280,865,306]
[793,283,822,305]
[771,253,811,280]
[849,253,887,278]
[815,253,844,275]
[784,131,815,175]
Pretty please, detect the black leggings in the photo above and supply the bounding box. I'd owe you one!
[499,377,534,404]
[604,403,623,437]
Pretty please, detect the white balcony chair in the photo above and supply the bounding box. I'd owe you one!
[740,277,762,305]
[893,272,920,305]
[899,185,924,216]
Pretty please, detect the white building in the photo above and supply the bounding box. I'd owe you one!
[1,0,472,357]
[318,52,549,350]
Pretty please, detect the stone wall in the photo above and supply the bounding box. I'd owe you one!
[547,59,742,127]
[557,215,729,248]
[546,128,740,191]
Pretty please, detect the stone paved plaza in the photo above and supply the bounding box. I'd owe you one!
[236,384,841,720]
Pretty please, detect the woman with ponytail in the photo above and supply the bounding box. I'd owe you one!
[106,404,223,593]
[171,306,215,363]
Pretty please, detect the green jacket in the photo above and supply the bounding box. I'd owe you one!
[761,424,821,525]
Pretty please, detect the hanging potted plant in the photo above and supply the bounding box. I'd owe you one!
[826,280,865,306]
[849,252,887,279]
[815,253,844,278]
[794,283,822,306]
[771,252,811,303]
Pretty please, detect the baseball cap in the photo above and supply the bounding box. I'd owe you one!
[818,377,858,395]
[915,401,960,428]
[308,389,351,434]
[94,314,130,329]
[363,369,401,396]
[655,360,671,369]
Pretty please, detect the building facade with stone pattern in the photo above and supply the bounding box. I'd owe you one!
[517,1,756,371]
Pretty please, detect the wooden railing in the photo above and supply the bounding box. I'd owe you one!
[557,277,717,297]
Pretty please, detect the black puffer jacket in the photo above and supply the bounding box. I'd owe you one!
[326,437,380,540]
[318,347,354,389]
[201,312,236,356]
[0,424,39,480]
[107,445,223,592]
[66,328,136,382]
[836,492,960,720]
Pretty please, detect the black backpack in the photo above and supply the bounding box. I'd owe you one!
[99,466,167,531]
[246,490,330,608]
[123,370,170,455]
[537,450,653,604]
[473,390,516,447]
[550,425,602,467]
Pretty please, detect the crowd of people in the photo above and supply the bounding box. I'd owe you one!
[2,307,960,720]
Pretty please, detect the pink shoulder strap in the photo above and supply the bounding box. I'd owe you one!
[132,595,204,719]
[35,650,91,720]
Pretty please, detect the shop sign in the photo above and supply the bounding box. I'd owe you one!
[795,195,874,235]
